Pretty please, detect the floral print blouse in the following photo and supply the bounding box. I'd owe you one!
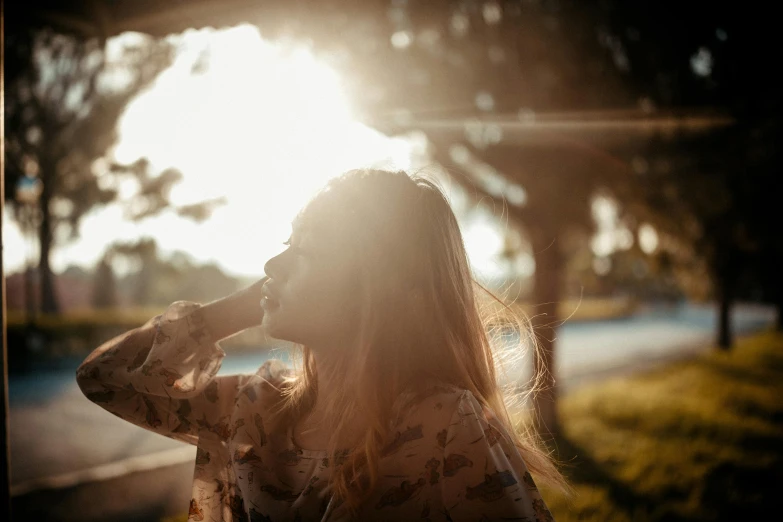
[77,300,555,522]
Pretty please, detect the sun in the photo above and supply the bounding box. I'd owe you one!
[46,23,496,280]
[105,24,413,277]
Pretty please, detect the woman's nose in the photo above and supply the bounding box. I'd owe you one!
[263,251,286,280]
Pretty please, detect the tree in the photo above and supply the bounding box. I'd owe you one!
[107,238,242,306]
[623,131,752,349]
[108,238,172,306]
[4,22,229,315]
[349,0,780,360]
[597,1,783,347]
[3,25,174,314]
[91,254,118,309]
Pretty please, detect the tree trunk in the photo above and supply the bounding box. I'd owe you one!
[25,265,36,322]
[92,257,118,309]
[715,271,734,350]
[775,272,783,333]
[717,294,732,350]
[530,228,563,437]
[22,203,38,321]
[38,159,60,315]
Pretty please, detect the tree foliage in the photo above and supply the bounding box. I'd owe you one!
[107,238,241,307]
[4,23,228,313]
[3,26,175,313]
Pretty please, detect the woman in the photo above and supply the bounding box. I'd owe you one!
[77,169,566,521]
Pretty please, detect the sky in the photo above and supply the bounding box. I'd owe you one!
[3,24,650,283]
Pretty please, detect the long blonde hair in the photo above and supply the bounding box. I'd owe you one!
[266,169,568,515]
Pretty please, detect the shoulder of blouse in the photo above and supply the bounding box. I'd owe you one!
[389,381,469,429]
[234,358,295,408]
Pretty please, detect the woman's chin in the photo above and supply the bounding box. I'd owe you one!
[262,314,289,341]
[261,311,277,332]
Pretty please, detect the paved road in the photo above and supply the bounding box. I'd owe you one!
[9,302,775,494]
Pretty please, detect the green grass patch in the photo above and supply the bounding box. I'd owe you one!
[539,330,783,521]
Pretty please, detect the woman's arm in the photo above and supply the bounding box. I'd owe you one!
[76,278,268,444]
[199,276,266,342]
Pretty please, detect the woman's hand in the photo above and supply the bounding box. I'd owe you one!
[200,276,268,341]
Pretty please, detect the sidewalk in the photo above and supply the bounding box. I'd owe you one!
[12,459,193,522]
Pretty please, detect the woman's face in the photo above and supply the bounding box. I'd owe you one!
[261,224,360,348]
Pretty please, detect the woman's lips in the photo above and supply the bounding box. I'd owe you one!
[260,296,280,311]
[260,282,282,310]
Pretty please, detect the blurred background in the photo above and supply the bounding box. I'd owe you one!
[2,1,781,521]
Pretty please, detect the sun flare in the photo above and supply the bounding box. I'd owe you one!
[6,23,504,281]
[84,25,414,276]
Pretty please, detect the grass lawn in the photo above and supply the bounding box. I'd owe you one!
[539,330,783,521]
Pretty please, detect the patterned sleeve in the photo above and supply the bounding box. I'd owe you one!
[76,300,233,446]
[440,391,555,522]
